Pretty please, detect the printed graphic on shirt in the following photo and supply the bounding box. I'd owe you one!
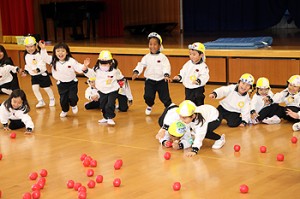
[238,101,245,108]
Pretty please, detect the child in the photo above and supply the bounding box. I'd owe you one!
[40,41,89,117]
[116,78,133,112]
[132,32,172,115]
[173,42,209,106]
[0,64,21,95]
[209,73,254,127]
[23,36,55,108]
[250,77,280,124]
[177,100,225,157]
[0,89,34,134]
[84,77,100,110]
[82,50,124,125]
[0,45,20,92]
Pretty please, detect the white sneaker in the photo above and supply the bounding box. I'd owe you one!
[36,100,46,108]
[49,98,55,107]
[292,122,300,131]
[212,134,225,149]
[72,106,78,114]
[262,115,281,124]
[98,118,108,123]
[145,106,152,115]
[107,119,115,126]
[60,111,67,118]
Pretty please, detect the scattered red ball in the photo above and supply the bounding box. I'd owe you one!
[114,162,122,170]
[74,182,82,191]
[78,186,87,193]
[234,145,241,152]
[10,132,16,139]
[277,154,284,161]
[80,154,87,161]
[291,136,298,144]
[38,177,46,184]
[0,153,3,160]
[39,169,48,177]
[113,178,121,187]
[165,141,173,147]
[116,159,123,167]
[0,190,2,198]
[29,172,38,180]
[87,180,96,188]
[31,190,41,199]
[82,159,90,167]
[260,146,267,153]
[78,191,87,199]
[67,180,75,188]
[95,175,103,183]
[31,183,41,191]
[22,192,31,199]
[90,159,97,167]
[86,169,94,177]
[240,184,249,193]
[164,152,171,160]
[173,182,181,191]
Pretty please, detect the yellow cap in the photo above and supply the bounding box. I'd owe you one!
[98,50,113,60]
[148,32,162,44]
[168,120,187,137]
[256,77,270,88]
[24,36,36,46]
[88,77,96,81]
[188,42,205,53]
[288,75,300,86]
[240,73,255,85]
[176,100,196,117]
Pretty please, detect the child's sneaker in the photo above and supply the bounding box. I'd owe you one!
[36,100,46,108]
[98,118,108,123]
[60,111,67,118]
[262,115,281,124]
[107,119,115,126]
[49,98,55,107]
[292,122,300,131]
[145,106,152,115]
[212,134,225,149]
[72,106,78,114]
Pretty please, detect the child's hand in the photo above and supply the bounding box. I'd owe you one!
[3,126,10,131]
[132,73,138,80]
[286,108,299,119]
[128,100,133,106]
[173,76,180,82]
[39,40,46,49]
[32,69,38,74]
[209,93,216,99]
[251,112,259,119]
[84,58,90,68]
[21,71,27,77]
[239,123,246,127]
[172,140,180,150]
[164,76,171,82]
[91,95,99,101]
[186,151,197,157]
[24,131,33,135]
[155,128,166,140]
[263,97,271,105]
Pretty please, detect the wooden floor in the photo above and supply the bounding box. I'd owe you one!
[0,76,300,199]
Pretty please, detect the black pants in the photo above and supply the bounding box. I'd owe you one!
[117,94,129,112]
[85,100,101,110]
[205,115,222,140]
[57,81,78,112]
[144,79,172,108]
[217,105,241,127]
[276,105,300,122]
[9,119,25,130]
[99,90,118,119]
[257,103,280,121]
[185,86,205,106]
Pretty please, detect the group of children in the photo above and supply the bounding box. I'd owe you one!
[1,32,300,157]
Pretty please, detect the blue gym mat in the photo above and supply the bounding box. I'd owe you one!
[204,36,273,49]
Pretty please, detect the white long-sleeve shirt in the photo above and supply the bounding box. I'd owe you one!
[24,53,48,76]
[85,86,99,101]
[178,60,209,88]
[213,84,251,122]
[272,88,300,107]
[133,53,171,81]
[0,103,34,130]
[250,90,274,113]
[0,65,18,85]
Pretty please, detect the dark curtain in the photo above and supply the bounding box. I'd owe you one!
[0,0,35,35]
[183,0,299,33]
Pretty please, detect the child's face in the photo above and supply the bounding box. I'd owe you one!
[25,45,36,54]
[89,80,95,87]
[11,97,23,109]
[288,83,300,94]
[257,88,269,96]
[55,48,67,61]
[148,38,160,54]
[189,50,202,64]
[179,114,195,124]
[169,135,180,142]
[0,51,4,60]
[238,81,251,94]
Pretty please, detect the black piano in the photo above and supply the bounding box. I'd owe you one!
[41,1,105,41]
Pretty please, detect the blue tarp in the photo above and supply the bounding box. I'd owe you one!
[204,37,273,49]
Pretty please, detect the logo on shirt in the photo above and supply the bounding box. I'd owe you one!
[157,60,161,63]
[68,66,71,68]
[32,59,37,65]
[238,101,245,108]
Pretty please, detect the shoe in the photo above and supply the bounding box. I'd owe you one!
[107,119,115,126]
[145,106,152,115]
[98,118,108,123]
[36,100,46,108]
[60,111,67,118]
[72,106,78,114]
[292,122,300,131]
[262,115,281,124]
[49,98,55,107]
[212,134,225,149]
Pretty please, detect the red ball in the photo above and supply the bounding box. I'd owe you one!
[86,169,94,177]
[10,132,16,139]
[113,178,121,187]
[22,192,31,199]
[277,154,284,161]
[67,180,75,188]
[38,177,46,184]
[114,162,122,170]
[291,136,298,144]
[31,190,41,199]
[240,184,249,193]
[173,182,181,191]
[164,152,171,160]
[31,184,41,191]
[84,156,92,162]
[39,169,48,177]
[87,180,96,188]
[260,146,267,153]
[95,175,103,183]
[74,182,82,191]
[77,186,87,193]
[29,172,38,180]
[37,181,45,189]
[78,191,87,199]
[80,154,87,161]
[82,159,90,167]
[116,159,123,166]
[234,145,241,152]
[165,141,173,147]
[0,153,3,160]
[90,159,97,167]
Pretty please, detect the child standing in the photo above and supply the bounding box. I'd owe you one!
[23,36,55,108]
[132,32,172,115]
[0,89,34,134]
[82,50,124,125]
[173,42,209,106]
[84,77,100,110]
[209,73,254,127]
[40,41,88,117]
[177,100,225,157]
